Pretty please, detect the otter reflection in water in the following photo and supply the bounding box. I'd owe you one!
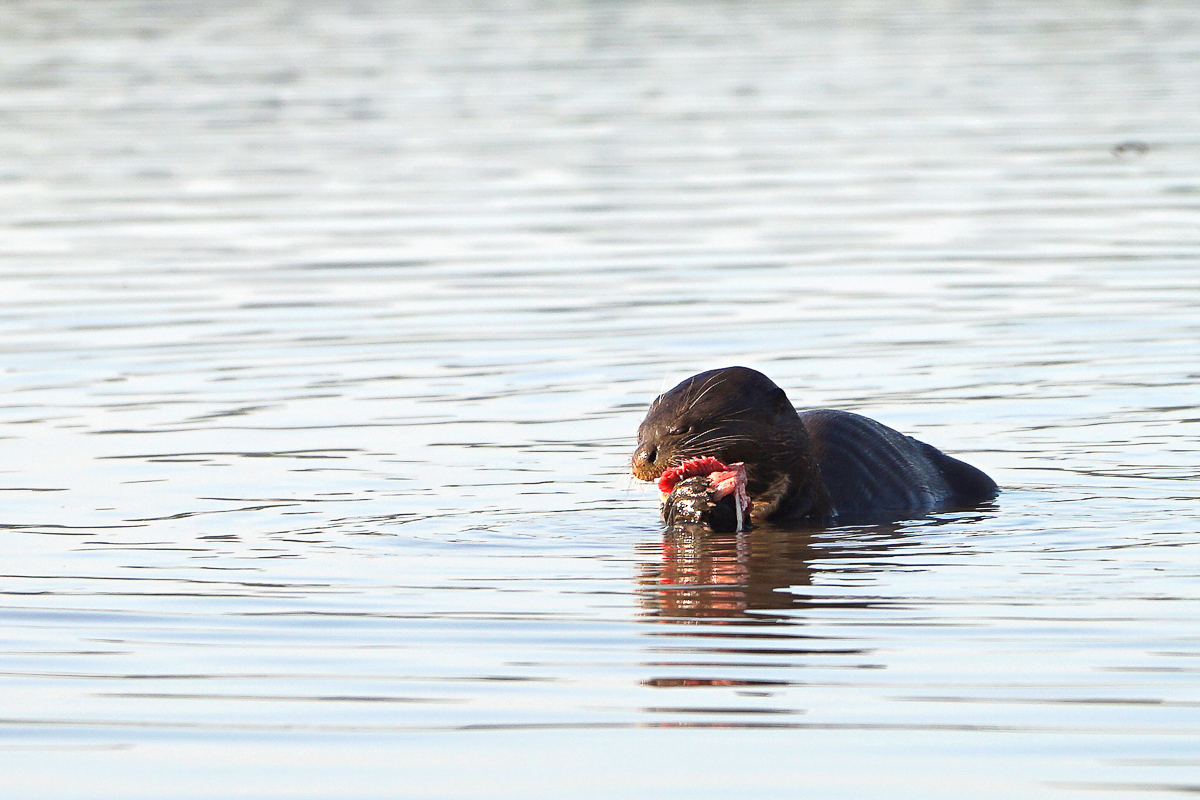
[637,523,819,619]
[637,515,991,620]
[633,366,998,527]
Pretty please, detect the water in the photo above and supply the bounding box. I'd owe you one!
[2,0,1199,797]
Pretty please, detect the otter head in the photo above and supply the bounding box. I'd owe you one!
[632,367,827,519]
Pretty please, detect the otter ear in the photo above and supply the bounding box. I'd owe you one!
[770,387,791,412]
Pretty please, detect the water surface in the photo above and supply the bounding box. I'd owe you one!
[2,1,1199,797]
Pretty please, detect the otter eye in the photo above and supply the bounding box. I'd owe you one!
[667,424,691,436]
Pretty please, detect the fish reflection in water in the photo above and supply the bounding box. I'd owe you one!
[636,513,995,620]
[638,523,822,619]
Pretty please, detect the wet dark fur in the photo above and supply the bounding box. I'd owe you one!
[633,366,998,522]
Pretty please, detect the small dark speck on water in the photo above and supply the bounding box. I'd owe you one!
[1112,140,1150,159]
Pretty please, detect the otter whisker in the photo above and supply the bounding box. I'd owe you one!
[676,443,751,457]
[676,441,753,454]
[688,431,754,442]
[680,433,754,448]
[685,374,728,412]
[673,446,748,462]
[708,406,761,422]
[679,425,754,443]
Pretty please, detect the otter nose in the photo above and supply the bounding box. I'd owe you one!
[631,442,658,480]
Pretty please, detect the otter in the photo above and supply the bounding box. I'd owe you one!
[632,367,998,524]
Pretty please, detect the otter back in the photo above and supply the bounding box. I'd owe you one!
[799,409,998,518]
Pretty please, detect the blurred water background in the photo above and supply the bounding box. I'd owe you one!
[1,1,1199,797]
